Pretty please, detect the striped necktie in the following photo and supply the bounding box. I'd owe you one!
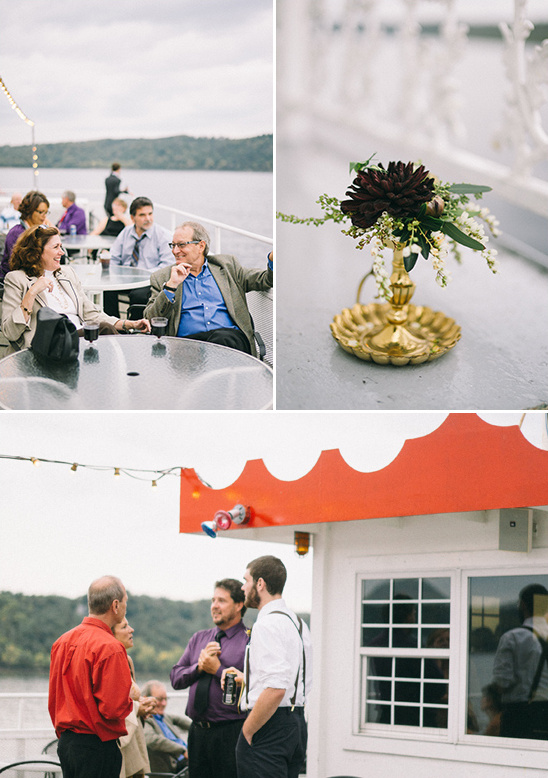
[131,235,144,266]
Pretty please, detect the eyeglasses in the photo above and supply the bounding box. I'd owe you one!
[169,240,201,249]
[155,696,168,702]
[35,209,50,215]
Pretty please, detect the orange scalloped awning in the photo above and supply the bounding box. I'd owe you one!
[179,414,548,533]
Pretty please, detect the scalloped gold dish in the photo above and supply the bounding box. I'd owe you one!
[330,302,461,365]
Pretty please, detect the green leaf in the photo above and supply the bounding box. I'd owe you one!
[404,252,419,273]
[448,183,492,194]
[419,214,444,230]
[349,153,377,175]
[441,221,486,250]
[417,235,430,260]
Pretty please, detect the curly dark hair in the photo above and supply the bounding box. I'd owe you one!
[18,191,49,222]
[10,225,61,277]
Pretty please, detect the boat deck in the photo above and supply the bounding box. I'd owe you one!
[276,136,548,411]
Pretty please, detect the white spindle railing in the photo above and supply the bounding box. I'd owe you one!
[277,0,548,216]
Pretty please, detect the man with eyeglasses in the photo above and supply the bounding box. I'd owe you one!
[142,680,191,774]
[144,221,273,356]
[103,196,172,317]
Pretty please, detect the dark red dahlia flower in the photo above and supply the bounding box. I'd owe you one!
[340,161,435,229]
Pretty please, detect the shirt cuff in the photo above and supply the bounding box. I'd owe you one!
[163,288,176,301]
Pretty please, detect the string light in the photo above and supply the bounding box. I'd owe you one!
[151,480,158,490]
[0,78,34,126]
[0,76,38,183]
[0,454,210,488]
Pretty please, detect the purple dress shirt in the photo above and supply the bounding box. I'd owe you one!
[170,621,248,723]
[1,223,25,279]
[57,203,87,235]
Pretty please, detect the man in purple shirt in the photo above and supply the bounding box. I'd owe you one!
[171,578,249,778]
[57,190,87,235]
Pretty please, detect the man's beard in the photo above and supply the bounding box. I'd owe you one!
[245,583,260,609]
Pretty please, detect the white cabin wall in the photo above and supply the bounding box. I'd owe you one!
[307,508,548,778]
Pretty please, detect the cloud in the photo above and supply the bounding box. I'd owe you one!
[0,0,273,144]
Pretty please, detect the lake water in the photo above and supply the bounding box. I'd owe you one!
[0,168,273,267]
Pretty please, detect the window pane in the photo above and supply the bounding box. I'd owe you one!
[362,627,388,647]
[362,603,388,624]
[394,578,419,599]
[395,705,420,726]
[421,603,451,625]
[423,626,450,649]
[393,627,418,648]
[395,680,420,703]
[363,579,390,599]
[423,577,451,599]
[467,574,548,740]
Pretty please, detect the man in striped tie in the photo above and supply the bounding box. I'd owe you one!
[103,196,172,317]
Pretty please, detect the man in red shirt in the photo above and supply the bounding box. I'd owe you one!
[48,575,133,777]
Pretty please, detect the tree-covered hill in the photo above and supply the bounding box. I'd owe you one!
[0,591,308,676]
[0,134,273,172]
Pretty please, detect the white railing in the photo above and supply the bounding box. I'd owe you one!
[0,690,189,766]
[277,0,548,216]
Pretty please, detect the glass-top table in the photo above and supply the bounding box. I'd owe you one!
[0,335,273,410]
[70,263,151,306]
[62,234,116,251]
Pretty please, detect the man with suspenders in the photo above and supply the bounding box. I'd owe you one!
[223,555,312,778]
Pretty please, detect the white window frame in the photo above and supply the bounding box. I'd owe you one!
[346,551,548,771]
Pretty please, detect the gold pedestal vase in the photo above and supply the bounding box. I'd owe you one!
[330,244,461,365]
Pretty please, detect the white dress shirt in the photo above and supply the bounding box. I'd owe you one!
[492,617,548,703]
[242,598,312,710]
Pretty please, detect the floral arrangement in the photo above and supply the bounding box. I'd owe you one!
[277,155,500,301]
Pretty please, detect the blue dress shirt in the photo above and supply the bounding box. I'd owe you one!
[163,259,237,336]
[163,253,273,337]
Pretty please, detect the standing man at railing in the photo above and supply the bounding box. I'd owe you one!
[48,575,133,778]
[103,196,172,317]
[144,221,273,356]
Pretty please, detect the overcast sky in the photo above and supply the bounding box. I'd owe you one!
[0,0,273,147]
[0,411,544,612]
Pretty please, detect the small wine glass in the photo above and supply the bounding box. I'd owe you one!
[83,322,99,344]
[151,317,168,339]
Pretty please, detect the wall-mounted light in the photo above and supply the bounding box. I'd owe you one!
[201,504,252,538]
[294,531,310,556]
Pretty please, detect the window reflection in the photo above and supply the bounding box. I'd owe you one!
[468,576,548,739]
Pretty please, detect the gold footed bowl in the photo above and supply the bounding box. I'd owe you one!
[330,243,461,365]
[330,301,461,365]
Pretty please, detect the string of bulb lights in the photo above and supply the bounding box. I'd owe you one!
[0,454,213,490]
[0,76,39,183]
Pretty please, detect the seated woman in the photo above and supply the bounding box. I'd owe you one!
[1,225,150,353]
[113,617,157,778]
[0,190,52,279]
[91,197,131,237]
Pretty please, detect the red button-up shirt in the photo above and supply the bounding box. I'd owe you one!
[48,616,132,741]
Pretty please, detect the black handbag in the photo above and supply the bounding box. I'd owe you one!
[31,306,80,363]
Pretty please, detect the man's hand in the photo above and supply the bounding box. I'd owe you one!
[137,696,157,718]
[242,688,285,745]
[197,641,221,674]
[169,263,192,287]
[221,666,244,689]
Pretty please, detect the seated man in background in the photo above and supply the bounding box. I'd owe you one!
[57,190,87,235]
[144,221,273,356]
[103,196,172,317]
[0,192,22,234]
[142,680,191,774]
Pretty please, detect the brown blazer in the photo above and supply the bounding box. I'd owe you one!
[144,254,273,358]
